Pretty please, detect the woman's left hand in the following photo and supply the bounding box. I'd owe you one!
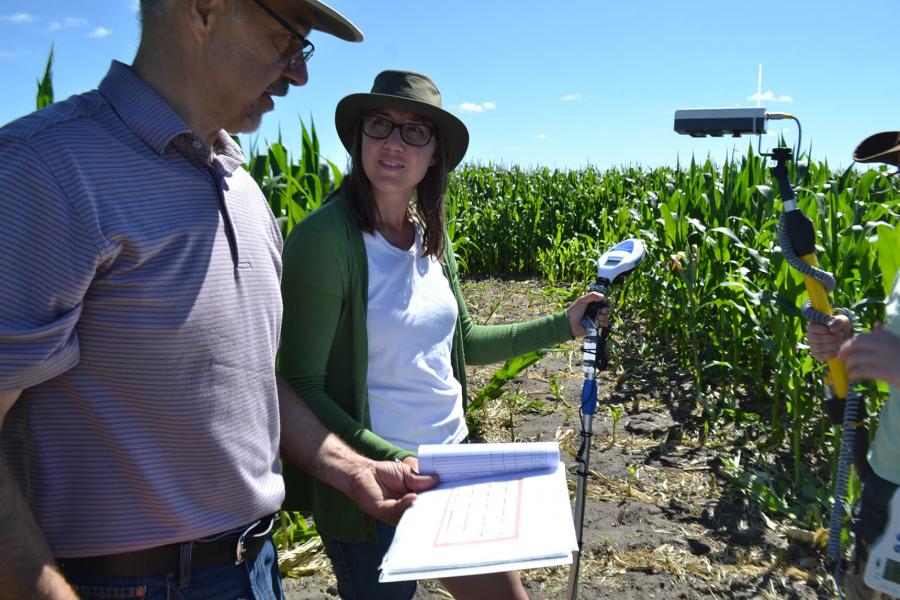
[567,291,613,338]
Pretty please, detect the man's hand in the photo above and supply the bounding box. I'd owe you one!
[344,458,436,525]
[567,291,614,338]
[807,314,853,361]
[277,376,438,524]
[838,322,900,388]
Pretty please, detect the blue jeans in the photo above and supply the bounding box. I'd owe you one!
[320,521,416,600]
[64,538,284,600]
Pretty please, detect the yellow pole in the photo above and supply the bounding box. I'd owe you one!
[799,253,849,399]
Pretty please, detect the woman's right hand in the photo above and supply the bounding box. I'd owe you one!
[807,314,853,361]
[566,291,613,338]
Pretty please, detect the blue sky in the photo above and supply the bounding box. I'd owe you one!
[1,0,898,171]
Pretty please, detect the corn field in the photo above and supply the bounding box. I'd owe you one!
[444,156,900,531]
[253,120,900,533]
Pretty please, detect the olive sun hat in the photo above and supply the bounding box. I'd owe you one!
[335,70,470,170]
[854,131,900,167]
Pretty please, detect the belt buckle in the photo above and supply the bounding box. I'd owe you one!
[234,515,276,566]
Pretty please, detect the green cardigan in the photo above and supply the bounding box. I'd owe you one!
[278,193,572,542]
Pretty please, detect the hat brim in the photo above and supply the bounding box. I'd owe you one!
[299,0,363,42]
[335,93,469,170]
[854,131,900,167]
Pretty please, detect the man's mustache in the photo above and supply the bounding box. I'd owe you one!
[266,79,290,97]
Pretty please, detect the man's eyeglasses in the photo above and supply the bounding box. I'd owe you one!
[362,115,434,147]
[249,0,315,65]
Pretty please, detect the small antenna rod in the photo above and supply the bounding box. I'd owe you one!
[756,64,763,108]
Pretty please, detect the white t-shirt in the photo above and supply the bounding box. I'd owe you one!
[363,229,468,452]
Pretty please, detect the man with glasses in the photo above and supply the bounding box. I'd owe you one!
[0,1,435,599]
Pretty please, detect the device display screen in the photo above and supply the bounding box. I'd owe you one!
[884,558,900,584]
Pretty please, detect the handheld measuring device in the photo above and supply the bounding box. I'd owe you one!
[568,238,645,600]
[582,239,646,329]
[865,488,900,596]
[593,239,645,294]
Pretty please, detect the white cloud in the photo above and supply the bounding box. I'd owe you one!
[88,26,111,38]
[536,133,547,140]
[746,90,793,104]
[1,13,36,24]
[559,94,582,101]
[747,91,773,102]
[49,17,89,32]
[459,101,496,113]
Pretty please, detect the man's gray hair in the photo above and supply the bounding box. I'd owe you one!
[139,0,175,22]
[139,0,247,25]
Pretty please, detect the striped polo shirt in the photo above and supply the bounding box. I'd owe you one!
[0,61,285,557]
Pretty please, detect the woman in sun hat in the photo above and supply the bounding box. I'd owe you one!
[278,69,611,599]
[807,131,900,600]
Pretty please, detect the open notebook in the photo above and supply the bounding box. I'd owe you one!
[379,442,577,582]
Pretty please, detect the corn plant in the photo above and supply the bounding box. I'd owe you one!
[36,46,54,109]
[245,120,343,239]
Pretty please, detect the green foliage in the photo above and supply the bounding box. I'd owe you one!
[609,405,623,444]
[548,375,563,405]
[466,350,555,440]
[248,138,897,531]
[273,510,318,550]
[719,452,796,520]
[444,155,899,529]
[468,350,548,415]
[36,45,54,109]
[246,119,342,240]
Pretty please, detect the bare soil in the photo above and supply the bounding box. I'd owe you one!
[283,278,836,599]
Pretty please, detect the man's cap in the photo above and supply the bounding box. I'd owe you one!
[335,70,469,169]
[299,0,362,42]
[854,131,900,167]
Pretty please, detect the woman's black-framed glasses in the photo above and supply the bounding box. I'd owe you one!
[362,115,434,147]
[249,0,315,65]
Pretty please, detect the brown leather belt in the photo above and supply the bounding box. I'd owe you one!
[57,515,276,577]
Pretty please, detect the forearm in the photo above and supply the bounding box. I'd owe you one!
[277,376,370,495]
[277,376,436,525]
[281,376,413,462]
[0,451,76,599]
[462,310,571,365]
[445,237,571,364]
